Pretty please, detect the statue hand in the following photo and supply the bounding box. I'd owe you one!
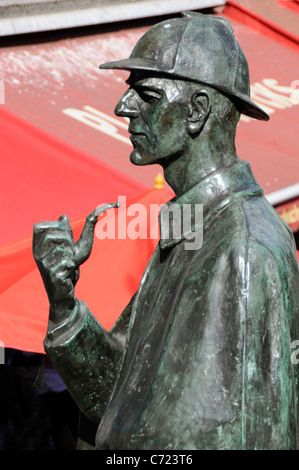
[33,202,120,323]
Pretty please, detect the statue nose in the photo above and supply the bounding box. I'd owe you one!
[115,89,140,117]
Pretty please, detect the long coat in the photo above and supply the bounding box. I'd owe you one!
[44,160,299,450]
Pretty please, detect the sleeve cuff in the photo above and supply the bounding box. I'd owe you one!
[45,298,87,347]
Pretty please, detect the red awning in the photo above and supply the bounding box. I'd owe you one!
[0,10,298,219]
[0,186,173,353]
[0,6,298,353]
[0,106,148,246]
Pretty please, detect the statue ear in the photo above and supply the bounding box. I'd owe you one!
[187,90,211,135]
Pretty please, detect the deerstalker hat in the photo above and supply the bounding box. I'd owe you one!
[100,12,269,121]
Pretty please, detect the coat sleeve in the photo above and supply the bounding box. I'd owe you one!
[240,238,299,449]
[43,295,135,425]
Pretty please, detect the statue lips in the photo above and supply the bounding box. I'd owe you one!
[128,128,146,147]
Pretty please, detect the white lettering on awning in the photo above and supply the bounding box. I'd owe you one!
[240,78,299,122]
[62,105,130,145]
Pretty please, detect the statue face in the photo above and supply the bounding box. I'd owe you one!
[115,72,191,166]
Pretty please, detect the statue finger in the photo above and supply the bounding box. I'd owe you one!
[33,221,62,250]
[52,261,79,287]
[46,257,76,287]
[33,231,74,262]
[58,214,74,242]
[40,245,75,270]
[49,257,77,279]
[48,269,75,302]
[33,220,73,253]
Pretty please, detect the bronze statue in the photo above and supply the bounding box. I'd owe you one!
[33,12,299,449]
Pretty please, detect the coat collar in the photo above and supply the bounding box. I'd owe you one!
[159,159,263,250]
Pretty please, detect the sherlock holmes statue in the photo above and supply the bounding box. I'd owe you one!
[33,13,299,450]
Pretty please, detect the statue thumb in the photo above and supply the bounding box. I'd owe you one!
[73,202,120,266]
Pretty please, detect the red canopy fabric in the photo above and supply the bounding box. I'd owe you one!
[0,187,173,353]
[1,7,299,354]
[1,11,298,206]
[0,107,148,246]
[0,105,172,353]
[224,0,299,49]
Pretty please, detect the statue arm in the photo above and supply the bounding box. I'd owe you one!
[32,203,134,425]
[43,294,135,425]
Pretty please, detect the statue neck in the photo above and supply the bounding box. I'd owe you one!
[162,128,237,198]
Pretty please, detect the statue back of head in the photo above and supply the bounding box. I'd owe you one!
[101,12,269,122]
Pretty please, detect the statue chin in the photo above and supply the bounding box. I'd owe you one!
[130,149,152,166]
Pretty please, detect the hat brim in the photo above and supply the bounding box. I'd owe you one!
[100,59,270,121]
[100,58,171,74]
[230,91,270,121]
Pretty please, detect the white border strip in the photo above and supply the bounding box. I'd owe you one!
[265,183,299,206]
[0,0,225,36]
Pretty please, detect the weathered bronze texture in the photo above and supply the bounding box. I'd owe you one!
[33,13,299,449]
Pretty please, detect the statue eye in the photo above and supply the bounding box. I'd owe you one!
[137,88,161,103]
